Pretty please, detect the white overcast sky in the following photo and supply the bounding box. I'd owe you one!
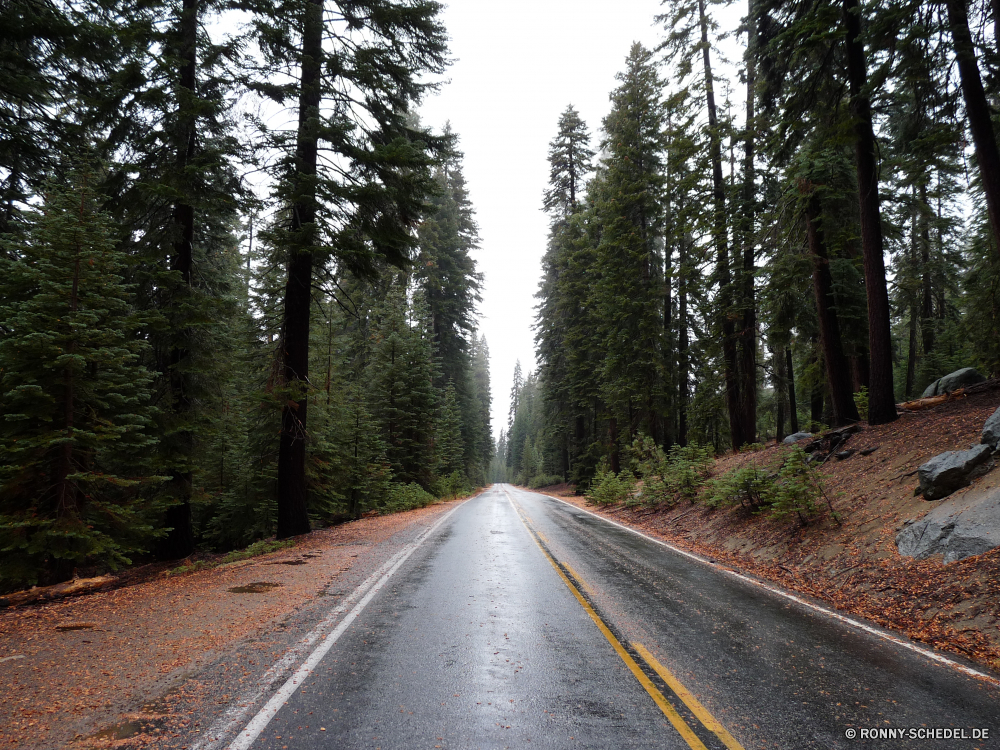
[418,0,663,439]
[418,0,744,440]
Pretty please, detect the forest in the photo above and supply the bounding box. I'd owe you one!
[0,0,492,590]
[501,0,1000,488]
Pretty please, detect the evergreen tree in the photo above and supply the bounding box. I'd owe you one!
[0,174,161,588]
[366,283,439,488]
[436,382,465,478]
[249,0,448,537]
[592,43,668,445]
[536,104,595,480]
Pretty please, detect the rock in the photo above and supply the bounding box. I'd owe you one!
[835,449,856,460]
[897,483,1000,562]
[921,367,985,398]
[982,407,1000,451]
[917,444,994,500]
[860,446,879,456]
[782,432,813,444]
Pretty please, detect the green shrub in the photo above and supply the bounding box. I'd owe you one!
[702,446,839,524]
[222,538,295,564]
[704,463,775,511]
[624,436,715,507]
[586,467,637,506]
[528,474,564,489]
[771,446,837,522]
[436,471,468,499]
[382,482,437,513]
[664,444,715,503]
[853,386,869,421]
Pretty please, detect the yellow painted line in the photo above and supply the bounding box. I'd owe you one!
[562,561,598,598]
[504,492,709,750]
[633,643,745,750]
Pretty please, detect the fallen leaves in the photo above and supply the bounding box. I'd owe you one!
[0,500,462,750]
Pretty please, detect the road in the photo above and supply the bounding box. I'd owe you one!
[205,484,1000,750]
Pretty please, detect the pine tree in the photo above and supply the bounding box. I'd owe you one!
[467,334,493,481]
[249,0,448,537]
[0,173,161,588]
[436,382,465,478]
[106,0,248,558]
[412,132,483,474]
[366,283,439,488]
[843,0,896,425]
[592,43,667,445]
[536,105,594,479]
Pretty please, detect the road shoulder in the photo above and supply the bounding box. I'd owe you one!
[0,498,470,750]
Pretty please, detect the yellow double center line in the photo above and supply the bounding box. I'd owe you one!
[504,489,744,750]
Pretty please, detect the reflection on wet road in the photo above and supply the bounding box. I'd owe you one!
[227,484,1000,750]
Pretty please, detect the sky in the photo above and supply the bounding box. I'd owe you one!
[417,0,671,441]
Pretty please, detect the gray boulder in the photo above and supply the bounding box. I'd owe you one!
[918,444,994,500]
[897,483,1000,563]
[921,367,985,398]
[782,432,813,444]
[982,407,1000,451]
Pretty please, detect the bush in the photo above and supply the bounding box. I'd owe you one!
[222,538,295,564]
[527,474,564,489]
[625,436,715,507]
[382,482,437,514]
[771,446,836,522]
[704,463,775,511]
[586,467,637,506]
[702,446,839,525]
[853,386,869,421]
[436,471,468,499]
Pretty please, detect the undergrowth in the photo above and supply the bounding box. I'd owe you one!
[586,439,839,525]
[168,538,296,575]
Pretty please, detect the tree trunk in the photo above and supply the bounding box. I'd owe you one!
[906,304,917,398]
[276,0,324,539]
[608,416,620,474]
[919,183,935,356]
[844,0,897,424]
[906,203,919,398]
[698,0,741,450]
[806,193,861,426]
[786,347,799,433]
[737,0,759,446]
[948,0,1000,252]
[678,232,690,446]
[774,346,786,441]
[161,0,199,559]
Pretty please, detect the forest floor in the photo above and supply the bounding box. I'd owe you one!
[540,383,1000,676]
[0,495,474,750]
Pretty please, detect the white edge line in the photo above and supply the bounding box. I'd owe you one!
[191,495,474,750]
[511,485,1000,687]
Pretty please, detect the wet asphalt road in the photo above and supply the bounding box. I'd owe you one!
[242,485,999,750]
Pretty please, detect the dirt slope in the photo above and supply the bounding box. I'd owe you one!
[545,385,1000,673]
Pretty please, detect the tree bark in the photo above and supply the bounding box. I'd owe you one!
[698,0,742,450]
[806,193,861,426]
[161,0,199,558]
[678,232,690,446]
[948,0,1000,252]
[276,0,324,539]
[774,346,786,441]
[919,183,935,356]
[843,0,897,424]
[737,0,759,446]
[786,347,799,433]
